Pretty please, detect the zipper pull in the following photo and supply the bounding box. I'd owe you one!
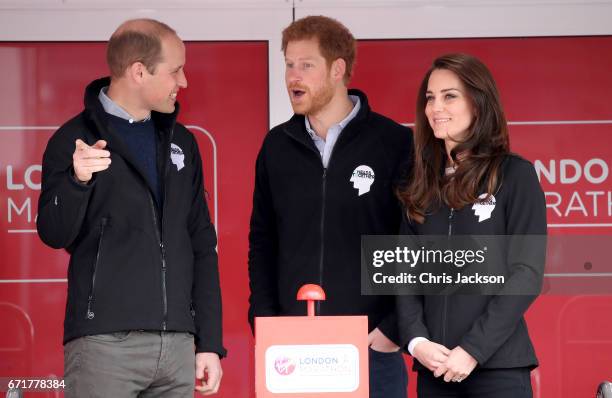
[86,297,95,319]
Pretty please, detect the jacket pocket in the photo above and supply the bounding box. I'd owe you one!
[86,217,108,320]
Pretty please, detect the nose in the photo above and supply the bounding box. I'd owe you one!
[285,66,302,85]
[178,69,188,88]
[430,97,444,113]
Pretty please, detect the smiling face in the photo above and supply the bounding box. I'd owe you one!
[284,39,335,116]
[425,68,474,154]
[140,34,187,114]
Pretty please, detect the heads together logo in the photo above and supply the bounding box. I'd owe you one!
[472,193,496,222]
[170,143,184,171]
[274,356,296,376]
[350,165,375,196]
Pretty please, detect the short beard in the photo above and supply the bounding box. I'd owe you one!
[305,79,335,116]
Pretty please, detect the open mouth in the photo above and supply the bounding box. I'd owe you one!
[291,89,306,99]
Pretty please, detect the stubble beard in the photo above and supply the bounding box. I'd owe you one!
[292,79,335,116]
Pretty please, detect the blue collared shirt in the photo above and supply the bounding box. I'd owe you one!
[305,95,361,168]
[98,87,151,123]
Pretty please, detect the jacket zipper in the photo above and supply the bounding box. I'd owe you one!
[149,194,168,331]
[160,132,171,330]
[86,217,107,320]
[153,128,172,331]
[442,208,455,344]
[283,127,330,315]
[317,168,327,314]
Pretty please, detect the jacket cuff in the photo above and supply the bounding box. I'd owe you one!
[458,341,485,366]
[195,341,227,359]
[69,167,97,190]
[377,314,400,346]
[407,337,429,356]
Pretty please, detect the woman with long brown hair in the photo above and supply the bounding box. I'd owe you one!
[397,53,546,397]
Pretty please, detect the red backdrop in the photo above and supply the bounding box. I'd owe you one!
[1,36,611,398]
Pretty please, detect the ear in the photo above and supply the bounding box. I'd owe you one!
[127,61,147,84]
[330,58,347,84]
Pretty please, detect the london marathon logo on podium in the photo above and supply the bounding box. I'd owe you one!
[266,344,359,393]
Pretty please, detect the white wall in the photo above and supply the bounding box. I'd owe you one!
[1,0,611,128]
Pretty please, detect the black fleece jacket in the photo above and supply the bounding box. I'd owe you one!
[37,77,225,357]
[398,154,547,370]
[248,89,413,343]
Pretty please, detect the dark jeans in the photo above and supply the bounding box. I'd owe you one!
[417,367,533,398]
[369,348,408,398]
[64,331,195,398]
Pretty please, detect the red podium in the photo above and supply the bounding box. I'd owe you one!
[255,284,369,397]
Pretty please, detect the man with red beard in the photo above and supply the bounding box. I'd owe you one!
[248,15,413,397]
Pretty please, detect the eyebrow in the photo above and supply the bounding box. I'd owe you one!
[285,57,317,62]
[426,88,462,94]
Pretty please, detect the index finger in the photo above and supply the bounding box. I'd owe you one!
[195,380,212,394]
[444,370,457,383]
[195,380,218,396]
[206,367,222,392]
[75,139,89,151]
[82,147,111,159]
[434,364,447,378]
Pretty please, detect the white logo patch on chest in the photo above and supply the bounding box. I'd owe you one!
[350,165,375,196]
[472,193,496,222]
[170,143,185,171]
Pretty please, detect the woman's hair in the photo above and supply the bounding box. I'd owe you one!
[399,53,510,223]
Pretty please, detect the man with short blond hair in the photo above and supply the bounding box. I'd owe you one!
[37,18,224,397]
[248,15,413,398]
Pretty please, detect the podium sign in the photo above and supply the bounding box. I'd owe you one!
[255,315,369,397]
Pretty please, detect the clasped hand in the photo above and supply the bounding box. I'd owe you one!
[413,342,477,382]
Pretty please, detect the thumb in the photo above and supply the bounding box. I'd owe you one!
[438,344,451,355]
[195,361,206,380]
[92,140,107,149]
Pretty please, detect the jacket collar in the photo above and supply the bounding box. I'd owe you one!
[83,77,179,137]
[82,77,176,187]
[282,88,371,151]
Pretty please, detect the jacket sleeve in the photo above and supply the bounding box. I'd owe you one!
[377,127,415,345]
[187,133,226,357]
[247,140,280,332]
[37,129,95,250]
[459,160,547,365]
[391,126,414,190]
[395,214,431,347]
